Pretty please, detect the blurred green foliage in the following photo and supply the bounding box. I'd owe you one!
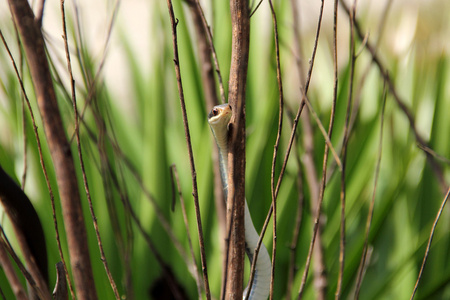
[0,0,449,299]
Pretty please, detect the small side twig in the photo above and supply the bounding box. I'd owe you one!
[410,186,450,300]
[250,1,327,297]
[269,0,283,298]
[340,0,446,194]
[60,1,120,299]
[170,165,202,299]
[166,2,211,299]
[298,0,338,298]
[354,83,388,299]
[0,226,46,300]
[0,29,73,299]
[0,235,27,300]
[191,0,227,104]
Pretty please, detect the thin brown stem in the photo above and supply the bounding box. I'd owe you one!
[335,0,347,297]
[0,239,28,300]
[191,0,227,104]
[269,0,283,298]
[298,0,338,298]
[8,0,98,297]
[286,124,304,300]
[354,84,387,299]
[0,29,75,299]
[186,1,227,284]
[60,1,120,298]
[171,165,203,299]
[250,2,327,296]
[340,0,446,194]
[410,186,450,299]
[166,2,211,298]
[0,226,46,299]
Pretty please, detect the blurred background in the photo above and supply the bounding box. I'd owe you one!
[0,0,449,299]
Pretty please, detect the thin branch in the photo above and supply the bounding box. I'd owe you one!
[8,0,98,297]
[171,165,203,300]
[335,0,347,297]
[340,0,446,194]
[354,84,388,299]
[303,96,342,171]
[286,122,305,300]
[298,0,339,298]
[0,226,46,299]
[190,0,227,104]
[0,29,75,299]
[60,1,120,298]
[249,0,264,18]
[0,231,28,300]
[250,2,327,297]
[410,186,450,299]
[186,1,227,281]
[226,0,250,297]
[166,2,211,298]
[417,144,450,165]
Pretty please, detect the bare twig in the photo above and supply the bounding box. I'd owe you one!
[335,0,347,297]
[60,1,120,299]
[249,0,264,18]
[268,0,283,297]
[298,0,338,298]
[251,2,327,297]
[189,0,227,104]
[417,144,450,165]
[0,29,74,298]
[340,0,446,194]
[8,0,98,297]
[166,2,211,298]
[225,0,250,297]
[171,165,203,299]
[286,124,305,300]
[186,1,227,281]
[0,232,27,300]
[410,186,450,299]
[354,84,387,299]
[0,225,46,299]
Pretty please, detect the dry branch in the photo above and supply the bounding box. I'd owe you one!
[166,1,211,298]
[225,0,250,298]
[7,0,97,298]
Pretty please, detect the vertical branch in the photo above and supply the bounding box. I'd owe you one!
[0,239,28,300]
[166,1,211,299]
[268,0,283,298]
[0,166,49,299]
[226,0,250,298]
[340,0,446,194]
[0,29,76,299]
[60,1,120,299]
[354,84,387,299]
[7,1,98,298]
[297,0,338,298]
[410,186,450,300]
[335,0,347,297]
[186,1,227,282]
[170,165,203,299]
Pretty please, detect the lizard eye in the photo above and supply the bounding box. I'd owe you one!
[228,104,232,110]
[212,108,219,116]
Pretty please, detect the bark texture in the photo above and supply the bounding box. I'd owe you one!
[7,1,97,299]
[226,0,250,298]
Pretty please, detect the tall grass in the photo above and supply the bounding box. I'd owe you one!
[0,0,449,299]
